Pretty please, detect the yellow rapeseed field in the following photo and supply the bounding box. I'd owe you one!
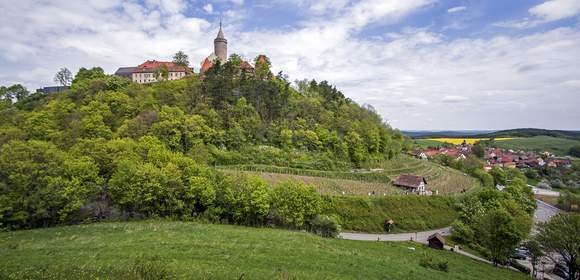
[428,138,513,145]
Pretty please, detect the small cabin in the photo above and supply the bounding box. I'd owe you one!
[393,174,427,194]
[427,233,445,250]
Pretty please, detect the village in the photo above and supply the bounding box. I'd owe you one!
[414,141,572,171]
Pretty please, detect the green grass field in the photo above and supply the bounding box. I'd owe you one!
[493,136,580,156]
[0,221,527,280]
[325,196,458,233]
[220,156,479,195]
[414,139,449,148]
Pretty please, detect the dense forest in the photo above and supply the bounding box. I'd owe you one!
[0,55,406,230]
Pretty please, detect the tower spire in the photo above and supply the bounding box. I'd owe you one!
[214,17,227,61]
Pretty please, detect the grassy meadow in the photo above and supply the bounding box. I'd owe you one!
[325,196,458,233]
[492,135,580,156]
[0,220,527,280]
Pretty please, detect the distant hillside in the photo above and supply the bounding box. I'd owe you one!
[402,130,495,138]
[475,128,580,140]
[404,128,580,140]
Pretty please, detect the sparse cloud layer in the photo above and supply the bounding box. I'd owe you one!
[0,0,579,130]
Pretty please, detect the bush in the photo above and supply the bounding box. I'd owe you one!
[308,215,341,238]
[270,181,323,228]
[419,253,449,272]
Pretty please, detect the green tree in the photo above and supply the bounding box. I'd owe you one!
[172,51,190,70]
[472,142,485,158]
[270,181,322,228]
[0,140,101,229]
[474,208,523,265]
[522,240,544,278]
[535,213,580,280]
[54,67,73,86]
[221,174,270,225]
[345,131,366,166]
[570,145,580,157]
[155,64,170,81]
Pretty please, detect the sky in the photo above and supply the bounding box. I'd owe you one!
[1,0,580,130]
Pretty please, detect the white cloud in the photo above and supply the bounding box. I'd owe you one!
[1,0,579,130]
[495,0,580,29]
[203,3,214,14]
[442,95,468,103]
[529,0,580,21]
[447,6,467,14]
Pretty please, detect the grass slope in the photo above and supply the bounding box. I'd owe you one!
[0,221,526,280]
[493,135,580,156]
[326,196,458,233]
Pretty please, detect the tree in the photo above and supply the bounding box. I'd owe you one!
[473,142,485,158]
[172,51,190,72]
[270,181,322,228]
[155,64,169,81]
[0,84,29,104]
[54,67,73,86]
[474,208,523,265]
[0,140,101,229]
[570,145,580,157]
[522,240,544,278]
[535,213,580,280]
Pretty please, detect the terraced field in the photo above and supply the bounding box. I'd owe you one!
[220,156,478,195]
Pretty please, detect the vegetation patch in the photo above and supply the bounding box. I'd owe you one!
[324,196,458,233]
[492,136,580,156]
[0,221,528,280]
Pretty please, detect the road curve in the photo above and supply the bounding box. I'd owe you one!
[340,227,451,242]
[340,199,559,243]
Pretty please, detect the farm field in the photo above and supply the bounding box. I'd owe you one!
[220,156,479,195]
[0,221,528,280]
[414,139,449,148]
[492,135,580,156]
[426,138,513,145]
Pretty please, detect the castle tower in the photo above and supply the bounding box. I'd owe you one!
[214,21,227,62]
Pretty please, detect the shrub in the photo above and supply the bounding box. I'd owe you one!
[419,253,449,272]
[308,215,341,238]
[270,181,323,228]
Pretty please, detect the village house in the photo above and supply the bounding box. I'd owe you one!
[393,174,427,194]
[114,23,257,83]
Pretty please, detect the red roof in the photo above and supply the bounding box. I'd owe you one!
[133,60,186,73]
[241,60,254,70]
[200,57,213,73]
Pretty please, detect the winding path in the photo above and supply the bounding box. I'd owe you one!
[339,199,560,242]
[340,227,451,242]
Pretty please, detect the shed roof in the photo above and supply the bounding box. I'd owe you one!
[393,174,427,189]
[428,233,445,244]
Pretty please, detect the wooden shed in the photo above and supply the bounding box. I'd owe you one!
[427,233,445,250]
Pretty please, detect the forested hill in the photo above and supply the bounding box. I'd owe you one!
[0,58,407,230]
[0,57,405,171]
[404,128,580,140]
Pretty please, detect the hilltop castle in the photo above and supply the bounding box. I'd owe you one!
[200,22,255,73]
[114,23,257,83]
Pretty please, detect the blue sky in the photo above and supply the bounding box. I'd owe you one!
[1,0,580,130]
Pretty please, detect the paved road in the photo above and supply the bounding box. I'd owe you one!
[340,227,451,242]
[534,199,561,224]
